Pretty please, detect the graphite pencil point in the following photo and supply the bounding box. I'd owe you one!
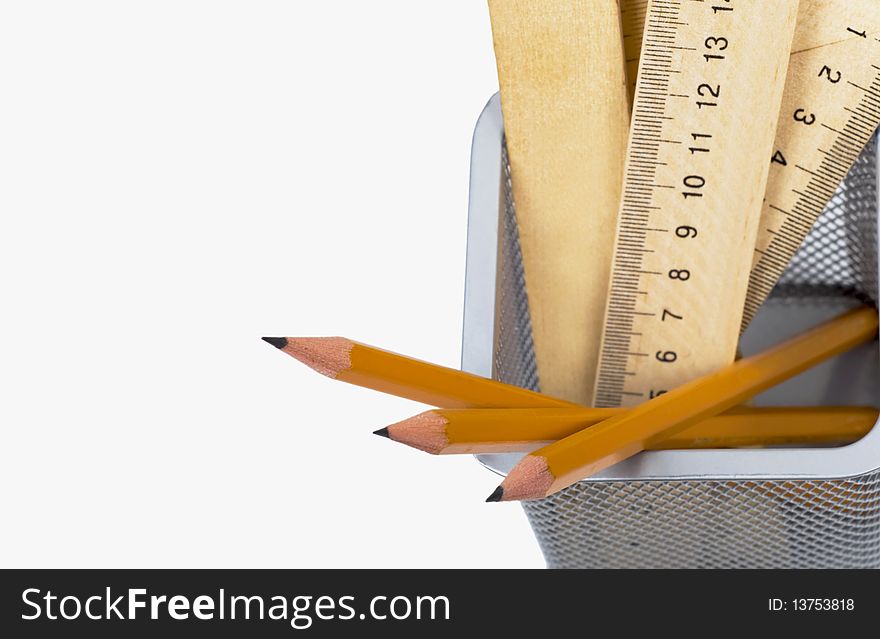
[485,486,504,503]
[373,427,390,438]
[262,336,289,349]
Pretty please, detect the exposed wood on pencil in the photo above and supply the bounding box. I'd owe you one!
[267,336,354,378]
[494,455,553,503]
[381,410,450,454]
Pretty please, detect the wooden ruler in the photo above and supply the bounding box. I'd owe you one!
[592,0,800,409]
[745,2,880,325]
[621,0,649,106]
[621,0,880,329]
[487,1,630,405]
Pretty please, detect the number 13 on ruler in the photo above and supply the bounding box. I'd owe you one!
[593,0,801,408]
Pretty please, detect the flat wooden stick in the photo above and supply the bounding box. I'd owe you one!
[487,0,630,405]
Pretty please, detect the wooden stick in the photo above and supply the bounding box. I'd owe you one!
[378,406,877,454]
[487,0,630,404]
[491,306,878,501]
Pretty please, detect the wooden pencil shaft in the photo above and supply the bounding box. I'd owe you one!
[488,0,630,405]
[422,407,877,454]
[281,337,576,409]
[342,343,577,409]
[529,307,878,497]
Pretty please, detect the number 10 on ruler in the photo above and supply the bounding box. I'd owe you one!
[593,0,801,408]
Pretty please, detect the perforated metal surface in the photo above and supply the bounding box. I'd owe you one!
[525,473,880,569]
[494,144,541,391]
[774,136,879,306]
[493,136,880,568]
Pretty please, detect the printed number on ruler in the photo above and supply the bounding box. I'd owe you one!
[593,0,799,408]
[621,0,880,328]
[746,6,880,325]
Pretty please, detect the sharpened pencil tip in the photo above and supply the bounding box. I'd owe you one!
[485,486,504,503]
[373,427,390,439]
[262,336,288,349]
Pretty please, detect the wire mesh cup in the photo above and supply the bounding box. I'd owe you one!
[461,94,880,568]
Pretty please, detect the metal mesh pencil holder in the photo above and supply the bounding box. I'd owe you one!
[461,94,880,568]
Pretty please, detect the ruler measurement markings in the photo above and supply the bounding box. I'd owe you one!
[598,0,680,405]
[749,36,880,321]
[595,0,800,408]
[622,2,880,331]
[625,0,669,103]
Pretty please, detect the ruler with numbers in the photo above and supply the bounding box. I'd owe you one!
[620,0,880,330]
[745,3,880,325]
[592,0,800,408]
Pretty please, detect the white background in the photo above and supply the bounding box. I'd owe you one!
[0,2,545,567]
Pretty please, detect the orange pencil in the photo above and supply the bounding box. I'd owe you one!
[489,307,878,501]
[378,406,878,454]
[262,336,574,409]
